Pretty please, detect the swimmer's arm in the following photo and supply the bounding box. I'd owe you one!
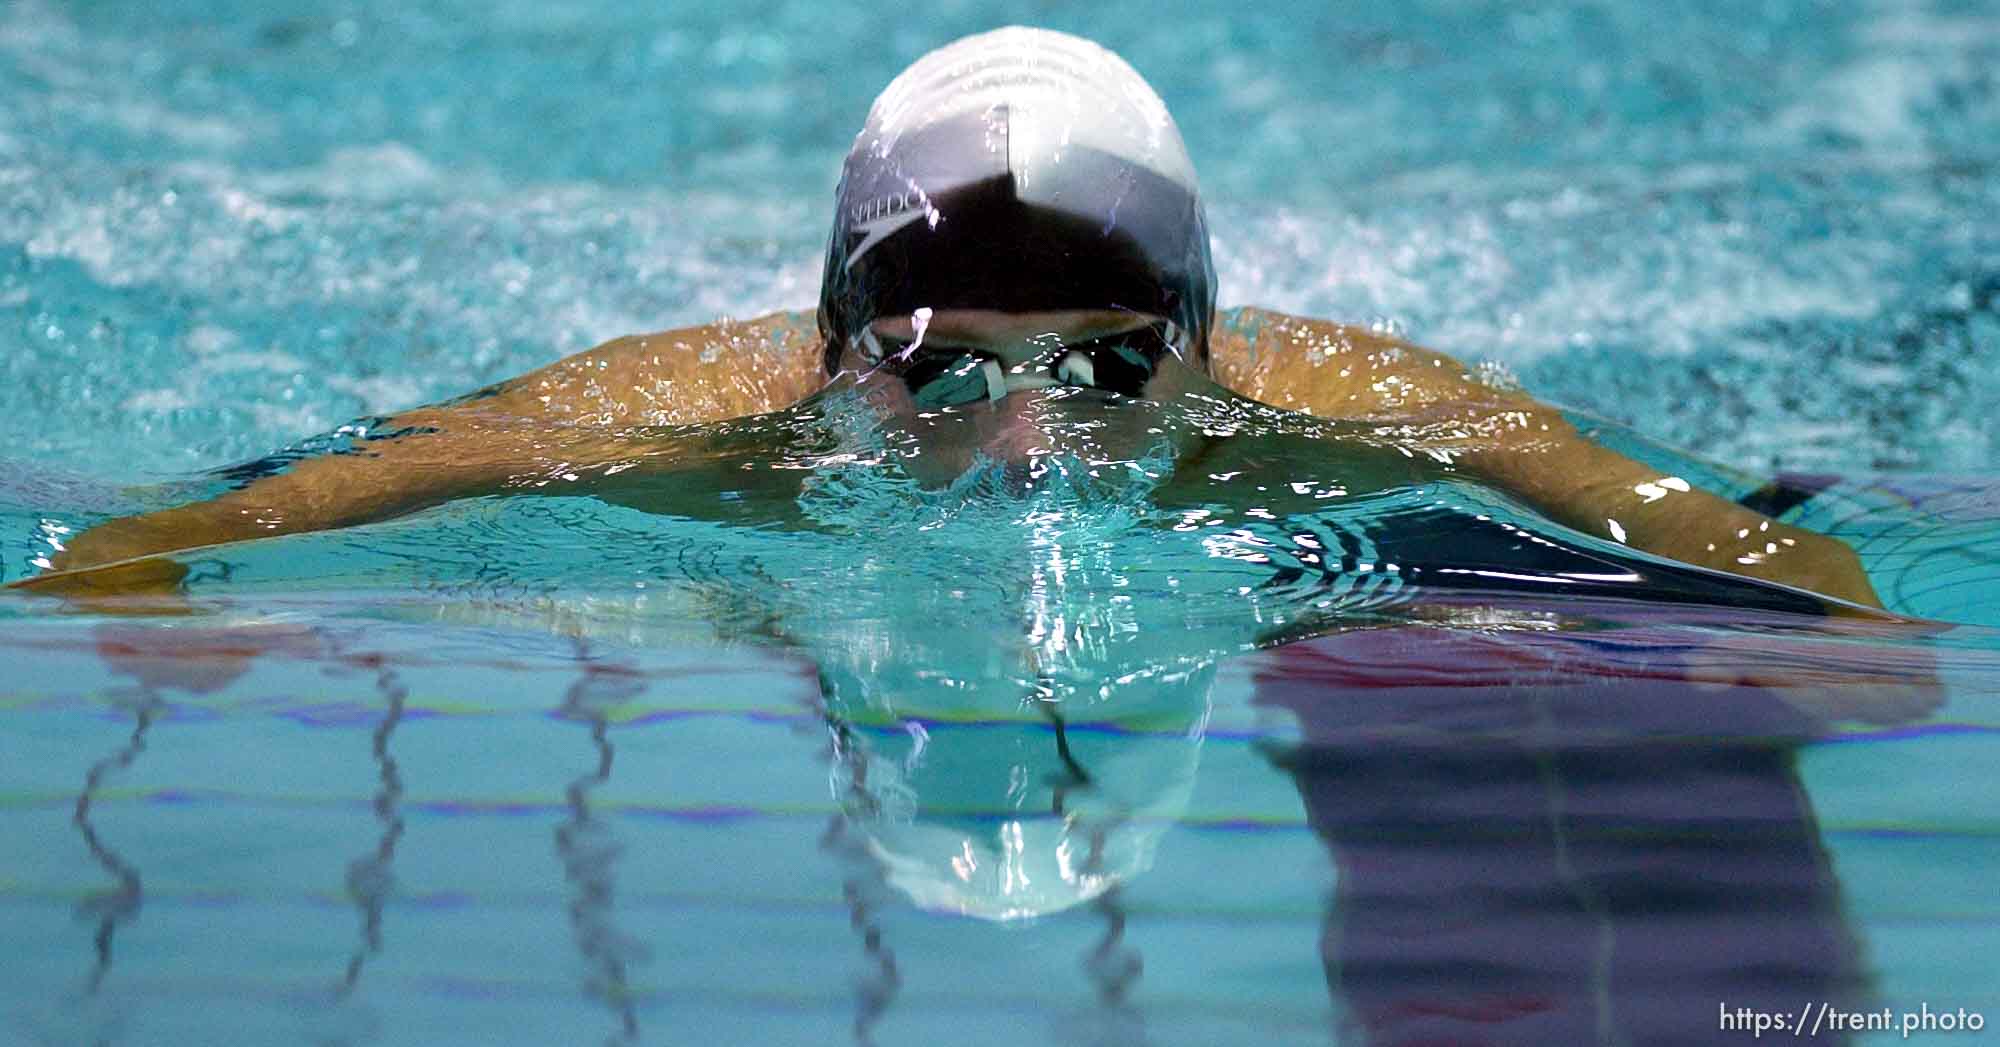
[452,311,826,427]
[1208,307,1884,608]
[24,313,828,583]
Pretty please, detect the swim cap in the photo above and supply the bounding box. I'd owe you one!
[817,27,1216,375]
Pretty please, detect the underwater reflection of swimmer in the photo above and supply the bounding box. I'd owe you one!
[1250,611,1941,1046]
[553,638,652,1045]
[815,652,1205,1044]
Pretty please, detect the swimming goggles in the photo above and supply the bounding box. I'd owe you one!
[855,319,1188,408]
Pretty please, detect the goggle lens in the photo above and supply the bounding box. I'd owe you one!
[859,321,1185,408]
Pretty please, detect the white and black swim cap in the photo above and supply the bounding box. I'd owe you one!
[817,28,1215,374]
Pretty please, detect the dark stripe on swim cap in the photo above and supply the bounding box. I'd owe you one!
[819,150,1211,373]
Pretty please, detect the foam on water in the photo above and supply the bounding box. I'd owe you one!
[3,0,1998,480]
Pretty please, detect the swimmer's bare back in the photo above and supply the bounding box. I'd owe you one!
[15,307,1884,610]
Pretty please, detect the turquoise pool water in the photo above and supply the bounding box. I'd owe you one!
[4,1,1999,1045]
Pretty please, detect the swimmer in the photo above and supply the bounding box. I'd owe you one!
[15,27,1884,611]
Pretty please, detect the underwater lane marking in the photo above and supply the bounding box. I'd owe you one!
[6,789,1998,846]
[0,786,1322,831]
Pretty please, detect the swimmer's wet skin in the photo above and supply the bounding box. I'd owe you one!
[12,26,1885,614]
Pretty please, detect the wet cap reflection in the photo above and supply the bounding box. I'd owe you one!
[819,659,1212,921]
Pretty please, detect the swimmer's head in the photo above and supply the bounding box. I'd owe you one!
[816,28,1215,383]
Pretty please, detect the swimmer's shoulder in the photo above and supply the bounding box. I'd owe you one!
[457,310,828,427]
[1206,306,1427,411]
